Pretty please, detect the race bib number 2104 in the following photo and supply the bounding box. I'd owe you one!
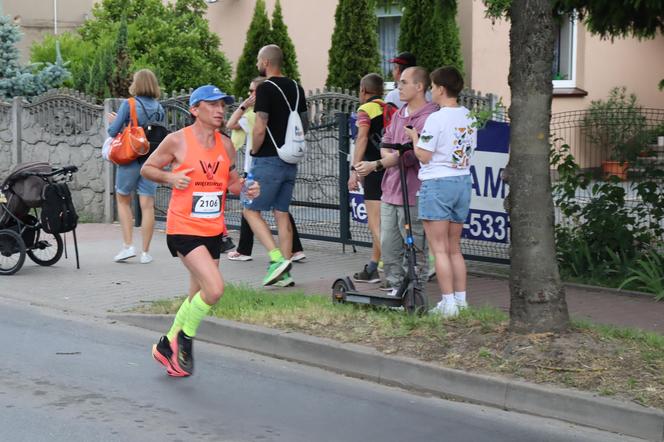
[191,191,223,219]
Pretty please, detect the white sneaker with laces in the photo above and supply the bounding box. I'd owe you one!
[114,245,136,262]
[140,252,153,264]
[432,298,459,318]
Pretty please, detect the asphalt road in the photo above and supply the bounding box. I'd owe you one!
[0,298,641,442]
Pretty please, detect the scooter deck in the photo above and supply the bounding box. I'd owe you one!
[342,290,403,308]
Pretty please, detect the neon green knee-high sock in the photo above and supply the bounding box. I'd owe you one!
[167,297,191,341]
[182,292,212,337]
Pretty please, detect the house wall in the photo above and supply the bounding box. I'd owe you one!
[3,0,97,63]
[467,0,664,112]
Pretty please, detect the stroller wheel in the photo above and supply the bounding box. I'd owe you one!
[0,229,27,275]
[27,231,63,266]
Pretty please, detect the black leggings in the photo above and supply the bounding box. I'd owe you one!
[236,212,303,256]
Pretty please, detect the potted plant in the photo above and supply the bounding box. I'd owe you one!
[583,87,646,180]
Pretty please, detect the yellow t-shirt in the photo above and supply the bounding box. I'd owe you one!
[231,108,256,151]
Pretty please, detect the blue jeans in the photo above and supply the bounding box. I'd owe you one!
[418,175,472,222]
[246,156,297,212]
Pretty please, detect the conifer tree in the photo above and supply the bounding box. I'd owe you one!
[398,0,464,74]
[0,15,69,99]
[109,17,132,97]
[270,0,300,82]
[234,0,272,98]
[326,0,380,92]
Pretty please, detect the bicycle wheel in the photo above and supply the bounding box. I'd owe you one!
[27,230,63,266]
[0,229,26,275]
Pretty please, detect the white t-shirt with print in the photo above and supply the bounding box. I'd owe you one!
[416,106,477,181]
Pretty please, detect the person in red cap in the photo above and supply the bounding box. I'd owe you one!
[385,52,417,108]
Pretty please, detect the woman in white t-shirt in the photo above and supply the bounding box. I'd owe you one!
[405,66,477,318]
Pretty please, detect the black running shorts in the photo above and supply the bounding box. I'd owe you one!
[166,233,224,259]
[363,169,385,201]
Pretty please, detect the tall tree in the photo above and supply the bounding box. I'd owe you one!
[109,16,132,97]
[270,0,300,83]
[326,0,381,91]
[483,0,664,332]
[234,0,272,98]
[398,0,464,73]
[504,0,569,333]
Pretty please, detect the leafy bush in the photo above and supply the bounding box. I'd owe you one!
[620,250,664,300]
[30,0,232,99]
[551,143,664,294]
[582,87,647,163]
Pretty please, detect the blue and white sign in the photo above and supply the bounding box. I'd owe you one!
[349,190,368,224]
[462,121,510,243]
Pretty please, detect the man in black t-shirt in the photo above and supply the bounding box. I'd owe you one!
[243,44,309,287]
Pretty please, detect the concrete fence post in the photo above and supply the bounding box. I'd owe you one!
[11,97,22,166]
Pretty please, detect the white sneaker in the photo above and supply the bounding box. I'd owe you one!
[291,251,306,262]
[385,288,400,297]
[455,298,468,310]
[432,298,459,318]
[114,246,136,262]
[140,252,153,264]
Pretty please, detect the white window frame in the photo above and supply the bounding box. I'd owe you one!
[553,14,578,89]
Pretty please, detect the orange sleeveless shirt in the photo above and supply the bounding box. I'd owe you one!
[166,126,230,236]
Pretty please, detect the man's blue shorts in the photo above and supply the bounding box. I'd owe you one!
[245,156,297,212]
[418,174,472,223]
[115,160,158,197]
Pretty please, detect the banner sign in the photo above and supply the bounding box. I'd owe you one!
[462,120,511,244]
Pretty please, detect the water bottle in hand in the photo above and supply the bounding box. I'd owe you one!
[241,172,255,206]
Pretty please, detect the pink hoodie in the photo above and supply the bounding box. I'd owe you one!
[380,101,439,206]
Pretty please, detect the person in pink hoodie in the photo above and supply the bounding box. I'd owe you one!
[355,67,438,294]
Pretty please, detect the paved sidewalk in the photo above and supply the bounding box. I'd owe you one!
[2,223,664,333]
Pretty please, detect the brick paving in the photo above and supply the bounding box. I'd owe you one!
[2,223,664,334]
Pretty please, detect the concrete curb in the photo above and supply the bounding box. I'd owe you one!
[112,313,664,441]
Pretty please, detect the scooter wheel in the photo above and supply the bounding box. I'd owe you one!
[331,279,350,304]
[404,287,428,316]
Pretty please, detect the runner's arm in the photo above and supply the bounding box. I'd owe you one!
[140,132,189,188]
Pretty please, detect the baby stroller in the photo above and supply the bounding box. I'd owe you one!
[0,162,79,275]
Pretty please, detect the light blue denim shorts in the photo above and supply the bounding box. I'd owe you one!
[246,156,297,212]
[418,174,472,222]
[115,160,158,197]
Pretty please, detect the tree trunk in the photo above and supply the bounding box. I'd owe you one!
[506,0,569,333]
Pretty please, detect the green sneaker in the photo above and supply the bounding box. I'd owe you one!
[273,272,294,287]
[263,259,292,286]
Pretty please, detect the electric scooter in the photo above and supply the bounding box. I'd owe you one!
[332,141,428,315]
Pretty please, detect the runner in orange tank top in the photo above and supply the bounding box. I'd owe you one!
[141,85,260,377]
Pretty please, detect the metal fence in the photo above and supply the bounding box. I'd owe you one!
[151,87,506,260]
[549,108,664,239]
